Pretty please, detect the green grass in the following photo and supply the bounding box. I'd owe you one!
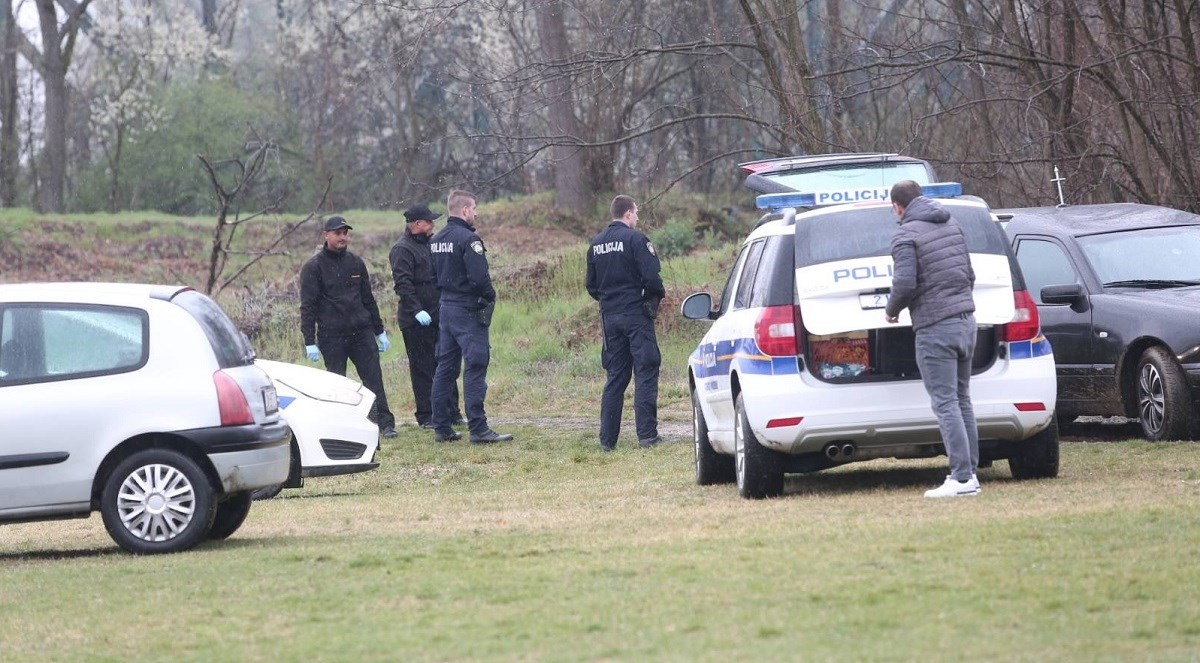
[3,433,1200,660]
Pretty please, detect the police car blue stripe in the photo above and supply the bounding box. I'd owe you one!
[279,396,296,409]
[691,337,800,378]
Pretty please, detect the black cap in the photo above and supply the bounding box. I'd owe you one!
[323,215,352,232]
[404,204,442,223]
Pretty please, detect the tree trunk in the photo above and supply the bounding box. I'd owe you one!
[35,0,67,213]
[0,0,18,207]
[535,0,590,218]
[202,0,218,35]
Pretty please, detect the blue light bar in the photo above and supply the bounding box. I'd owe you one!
[756,182,963,211]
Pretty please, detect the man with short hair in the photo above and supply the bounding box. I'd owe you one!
[300,215,397,438]
[428,190,513,444]
[885,180,979,497]
[390,203,464,430]
[586,194,665,451]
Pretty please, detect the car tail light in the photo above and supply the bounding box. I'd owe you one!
[755,305,799,356]
[1000,290,1041,342]
[214,371,254,426]
[1014,402,1047,411]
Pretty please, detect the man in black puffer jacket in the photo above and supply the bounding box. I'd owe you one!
[885,180,979,498]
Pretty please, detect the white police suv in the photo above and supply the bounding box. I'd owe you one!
[682,182,1060,498]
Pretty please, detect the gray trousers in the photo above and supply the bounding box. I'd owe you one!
[915,313,979,481]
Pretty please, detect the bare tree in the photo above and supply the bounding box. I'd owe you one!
[0,0,19,206]
[197,136,329,295]
[29,0,90,212]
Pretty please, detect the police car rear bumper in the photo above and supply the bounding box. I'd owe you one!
[739,354,1057,454]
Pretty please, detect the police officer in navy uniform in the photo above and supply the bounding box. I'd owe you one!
[389,203,465,429]
[428,190,513,444]
[586,195,665,451]
[300,215,397,438]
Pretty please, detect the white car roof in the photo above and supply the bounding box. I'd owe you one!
[745,197,991,245]
[0,282,190,304]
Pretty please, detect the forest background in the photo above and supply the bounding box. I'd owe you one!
[1,0,1198,224]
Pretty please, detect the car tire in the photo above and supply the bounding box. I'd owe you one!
[208,491,253,540]
[100,449,217,555]
[252,435,301,501]
[1009,416,1060,479]
[694,388,734,485]
[734,393,784,499]
[1136,346,1195,441]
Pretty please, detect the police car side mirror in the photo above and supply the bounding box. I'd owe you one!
[1040,283,1088,312]
[681,292,717,321]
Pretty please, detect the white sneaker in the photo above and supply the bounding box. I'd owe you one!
[924,475,980,498]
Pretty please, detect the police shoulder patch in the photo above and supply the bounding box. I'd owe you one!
[645,241,656,257]
[470,240,485,255]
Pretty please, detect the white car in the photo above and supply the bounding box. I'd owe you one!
[0,283,291,553]
[254,359,379,499]
[682,176,1060,498]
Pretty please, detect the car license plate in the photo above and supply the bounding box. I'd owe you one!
[859,293,889,310]
[263,387,279,413]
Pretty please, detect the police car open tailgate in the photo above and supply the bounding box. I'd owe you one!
[795,253,1016,335]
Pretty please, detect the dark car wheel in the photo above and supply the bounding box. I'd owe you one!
[1009,416,1060,479]
[734,394,784,499]
[1136,346,1195,441]
[694,388,734,485]
[208,491,253,540]
[100,449,217,554]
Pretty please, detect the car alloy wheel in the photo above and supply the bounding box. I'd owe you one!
[1136,346,1194,441]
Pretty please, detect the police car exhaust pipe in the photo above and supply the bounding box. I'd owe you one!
[841,443,856,458]
[824,444,841,459]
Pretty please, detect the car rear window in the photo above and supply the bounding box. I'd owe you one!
[794,205,1008,268]
[171,290,253,369]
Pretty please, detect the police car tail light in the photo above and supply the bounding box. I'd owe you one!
[214,370,254,426]
[1001,290,1041,342]
[755,305,799,356]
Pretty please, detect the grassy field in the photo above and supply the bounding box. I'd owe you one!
[3,429,1200,661]
[3,204,1200,660]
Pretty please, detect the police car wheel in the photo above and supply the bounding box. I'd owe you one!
[734,393,784,499]
[1009,416,1060,480]
[694,388,734,485]
[1135,346,1195,441]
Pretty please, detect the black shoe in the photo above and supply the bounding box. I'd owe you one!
[381,426,397,438]
[470,429,514,444]
[435,430,462,442]
[418,422,436,430]
[600,444,616,453]
[638,435,663,449]
[452,417,468,427]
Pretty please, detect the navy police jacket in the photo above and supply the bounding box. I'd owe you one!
[586,220,665,316]
[299,246,385,345]
[430,216,496,308]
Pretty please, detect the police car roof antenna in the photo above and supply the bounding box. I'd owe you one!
[1052,165,1067,208]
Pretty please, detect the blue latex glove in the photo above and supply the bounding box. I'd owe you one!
[415,310,432,326]
[305,344,320,362]
[376,331,390,353]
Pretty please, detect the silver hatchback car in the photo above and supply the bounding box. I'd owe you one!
[0,283,291,554]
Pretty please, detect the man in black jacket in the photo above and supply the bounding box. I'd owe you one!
[586,195,665,451]
[300,215,396,438]
[389,204,463,429]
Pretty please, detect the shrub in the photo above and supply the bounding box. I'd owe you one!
[648,218,698,259]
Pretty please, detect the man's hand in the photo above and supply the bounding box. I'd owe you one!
[376,332,390,352]
[415,310,432,326]
[305,344,321,362]
[885,314,899,324]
